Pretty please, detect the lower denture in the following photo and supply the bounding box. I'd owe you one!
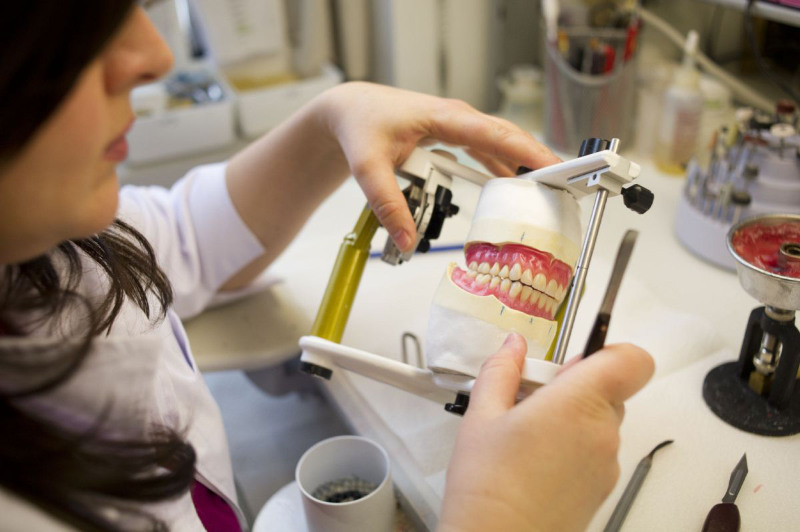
[451,242,573,320]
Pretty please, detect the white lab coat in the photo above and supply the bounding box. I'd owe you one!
[0,163,265,531]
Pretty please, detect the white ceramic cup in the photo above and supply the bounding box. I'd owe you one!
[295,435,396,532]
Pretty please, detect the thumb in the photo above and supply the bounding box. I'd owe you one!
[550,343,654,406]
[467,333,527,418]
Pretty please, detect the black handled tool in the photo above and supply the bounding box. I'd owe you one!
[702,453,748,532]
[583,229,638,357]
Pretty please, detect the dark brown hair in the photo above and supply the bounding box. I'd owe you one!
[1,2,196,530]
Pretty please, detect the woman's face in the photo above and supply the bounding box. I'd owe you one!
[0,7,173,264]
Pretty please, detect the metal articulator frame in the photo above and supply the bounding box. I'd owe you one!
[298,187,462,406]
[297,144,649,414]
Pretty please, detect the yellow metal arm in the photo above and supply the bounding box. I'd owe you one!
[311,205,381,342]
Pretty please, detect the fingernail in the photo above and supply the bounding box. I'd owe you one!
[503,332,521,346]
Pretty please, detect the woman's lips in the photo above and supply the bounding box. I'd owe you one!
[105,119,134,161]
[104,136,129,161]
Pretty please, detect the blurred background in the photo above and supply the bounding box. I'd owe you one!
[125,0,799,168]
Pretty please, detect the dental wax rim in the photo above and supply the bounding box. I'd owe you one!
[466,179,582,267]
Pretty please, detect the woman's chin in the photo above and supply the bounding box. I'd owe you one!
[73,181,121,238]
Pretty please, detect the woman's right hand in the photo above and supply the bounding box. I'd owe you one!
[438,334,654,532]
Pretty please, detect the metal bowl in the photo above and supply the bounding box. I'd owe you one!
[726,213,800,311]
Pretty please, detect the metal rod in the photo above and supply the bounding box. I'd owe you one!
[552,138,621,365]
[310,205,381,342]
[553,188,609,364]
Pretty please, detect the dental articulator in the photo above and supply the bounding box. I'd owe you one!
[299,138,654,415]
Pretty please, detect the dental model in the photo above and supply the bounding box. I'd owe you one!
[425,177,582,378]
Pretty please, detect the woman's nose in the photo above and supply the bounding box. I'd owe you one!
[104,7,175,93]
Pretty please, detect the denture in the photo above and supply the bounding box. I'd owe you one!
[454,242,572,321]
[425,177,582,377]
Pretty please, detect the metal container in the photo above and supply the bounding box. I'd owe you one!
[542,30,637,155]
[726,214,800,311]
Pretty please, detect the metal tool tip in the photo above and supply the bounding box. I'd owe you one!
[738,453,748,471]
[647,439,674,458]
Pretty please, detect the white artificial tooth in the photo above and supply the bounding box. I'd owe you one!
[521,286,533,303]
[467,270,478,278]
[521,269,533,285]
[537,294,547,308]
[490,262,500,276]
[546,279,558,297]
[533,273,547,291]
[529,291,540,306]
[559,285,568,301]
[478,262,491,274]
[490,276,500,289]
[469,261,478,271]
[510,263,522,281]
[477,274,491,285]
[499,265,510,278]
[500,278,512,292]
[547,299,555,315]
[509,281,522,299]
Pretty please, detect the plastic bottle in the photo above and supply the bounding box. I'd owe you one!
[653,30,704,175]
[696,75,733,168]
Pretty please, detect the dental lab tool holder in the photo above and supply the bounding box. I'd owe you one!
[675,102,800,270]
[299,138,653,414]
[703,214,800,436]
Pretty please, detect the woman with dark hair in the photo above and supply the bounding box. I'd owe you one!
[0,2,653,531]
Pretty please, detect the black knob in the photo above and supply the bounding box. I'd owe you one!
[579,138,610,157]
[622,184,654,214]
[299,361,333,380]
[730,189,752,206]
[418,185,459,254]
[743,163,759,181]
[753,110,773,130]
[444,392,470,416]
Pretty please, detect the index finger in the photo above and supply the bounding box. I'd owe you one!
[349,155,417,252]
[427,103,561,170]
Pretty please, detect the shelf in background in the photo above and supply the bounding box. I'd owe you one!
[698,0,800,28]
